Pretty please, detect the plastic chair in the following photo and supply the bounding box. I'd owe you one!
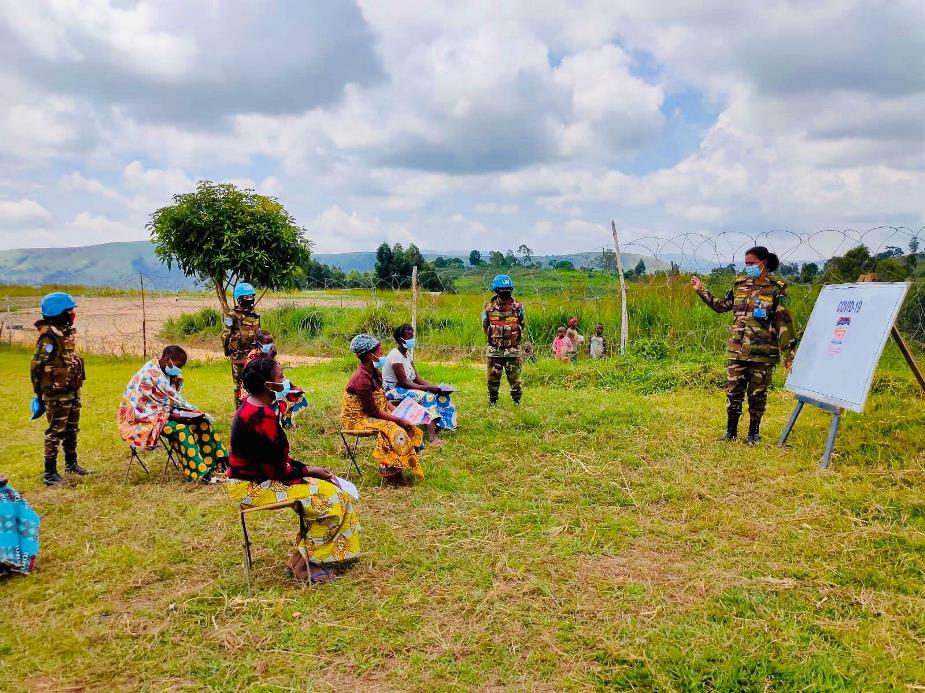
[338,429,375,478]
[239,499,307,595]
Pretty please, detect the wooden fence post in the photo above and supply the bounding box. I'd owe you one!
[611,220,629,355]
[411,265,418,360]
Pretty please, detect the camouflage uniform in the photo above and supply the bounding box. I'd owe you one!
[482,296,525,403]
[221,306,261,407]
[696,274,797,430]
[30,320,86,475]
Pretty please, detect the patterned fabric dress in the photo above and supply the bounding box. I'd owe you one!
[118,359,228,481]
[382,347,457,431]
[0,482,39,575]
[227,399,361,565]
[235,348,309,428]
[341,364,424,479]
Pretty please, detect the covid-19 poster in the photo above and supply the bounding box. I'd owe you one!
[785,283,909,412]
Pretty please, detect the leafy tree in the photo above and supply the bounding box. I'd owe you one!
[149,180,311,312]
[874,257,911,281]
[633,259,646,276]
[300,257,347,289]
[488,251,506,268]
[552,260,575,270]
[433,256,448,268]
[799,262,819,283]
[596,248,617,271]
[710,263,737,281]
[778,262,800,278]
[517,244,534,267]
[824,245,873,282]
[910,236,920,254]
[374,242,452,291]
[469,249,484,266]
[505,249,519,268]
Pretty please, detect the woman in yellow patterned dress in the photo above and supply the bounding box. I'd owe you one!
[227,358,360,583]
[341,334,424,485]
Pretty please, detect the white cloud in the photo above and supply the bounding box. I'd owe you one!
[0,197,52,222]
[0,1,921,254]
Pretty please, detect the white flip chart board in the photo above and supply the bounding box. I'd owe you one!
[785,282,909,413]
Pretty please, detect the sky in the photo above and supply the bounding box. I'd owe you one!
[0,0,922,258]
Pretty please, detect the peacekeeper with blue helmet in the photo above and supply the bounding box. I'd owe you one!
[30,292,93,486]
[481,274,526,406]
[221,282,261,408]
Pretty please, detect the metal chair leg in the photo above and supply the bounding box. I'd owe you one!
[339,432,363,478]
[125,448,149,484]
[240,511,253,596]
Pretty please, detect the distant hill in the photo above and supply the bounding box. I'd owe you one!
[0,240,677,289]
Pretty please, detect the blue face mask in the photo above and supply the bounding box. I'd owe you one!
[269,378,291,400]
[744,265,761,278]
[259,342,274,354]
[403,338,416,349]
[165,363,182,377]
[374,357,387,369]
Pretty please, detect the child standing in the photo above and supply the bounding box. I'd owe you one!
[589,323,608,359]
[552,326,573,362]
[565,317,583,364]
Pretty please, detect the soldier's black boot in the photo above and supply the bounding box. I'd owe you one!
[746,419,761,446]
[488,397,497,408]
[44,458,65,487]
[65,459,94,476]
[720,413,739,442]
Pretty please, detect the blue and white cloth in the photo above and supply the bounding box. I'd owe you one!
[0,482,39,575]
[385,386,458,431]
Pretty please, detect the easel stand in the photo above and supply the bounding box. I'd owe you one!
[777,396,844,470]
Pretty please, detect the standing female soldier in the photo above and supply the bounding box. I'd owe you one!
[690,246,798,444]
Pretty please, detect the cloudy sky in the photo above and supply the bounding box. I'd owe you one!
[0,0,922,256]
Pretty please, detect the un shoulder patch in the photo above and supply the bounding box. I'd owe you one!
[224,317,234,327]
[44,342,55,353]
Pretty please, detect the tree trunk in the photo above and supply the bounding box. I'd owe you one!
[213,275,230,313]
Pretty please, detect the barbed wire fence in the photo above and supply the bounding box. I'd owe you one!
[0,226,922,371]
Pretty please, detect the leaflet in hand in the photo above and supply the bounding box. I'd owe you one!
[334,476,360,500]
[437,383,458,393]
[393,397,432,425]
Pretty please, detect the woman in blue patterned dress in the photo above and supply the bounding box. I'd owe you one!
[382,324,457,447]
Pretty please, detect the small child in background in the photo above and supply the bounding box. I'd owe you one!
[566,317,583,364]
[552,326,573,362]
[589,323,608,359]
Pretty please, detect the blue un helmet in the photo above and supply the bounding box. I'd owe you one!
[40,292,77,318]
[491,274,514,292]
[233,282,257,302]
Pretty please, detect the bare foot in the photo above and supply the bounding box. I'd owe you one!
[428,438,444,448]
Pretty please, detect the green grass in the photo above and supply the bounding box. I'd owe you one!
[0,345,923,690]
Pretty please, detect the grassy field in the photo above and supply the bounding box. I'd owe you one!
[1,345,923,691]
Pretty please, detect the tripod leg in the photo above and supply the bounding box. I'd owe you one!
[777,400,804,447]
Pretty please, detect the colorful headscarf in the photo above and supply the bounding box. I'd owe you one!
[349,333,380,356]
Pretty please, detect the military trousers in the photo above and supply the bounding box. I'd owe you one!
[487,357,522,402]
[230,359,246,407]
[726,360,774,421]
[43,394,80,465]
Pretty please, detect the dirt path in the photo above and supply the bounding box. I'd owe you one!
[0,294,366,362]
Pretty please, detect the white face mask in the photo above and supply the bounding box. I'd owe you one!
[266,378,292,400]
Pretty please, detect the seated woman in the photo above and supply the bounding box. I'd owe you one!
[382,323,457,446]
[341,334,424,485]
[235,329,309,428]
[227,358,360,583]
[118,345,227,482]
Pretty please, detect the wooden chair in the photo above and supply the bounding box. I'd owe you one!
[239,499,307,595]
[338,429,376,478]
[124,435,181,483]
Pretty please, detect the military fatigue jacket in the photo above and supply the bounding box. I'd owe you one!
[221,308,261,363]
[482,296,525,358]
[696,274,797,364]
[30,320,85,400]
